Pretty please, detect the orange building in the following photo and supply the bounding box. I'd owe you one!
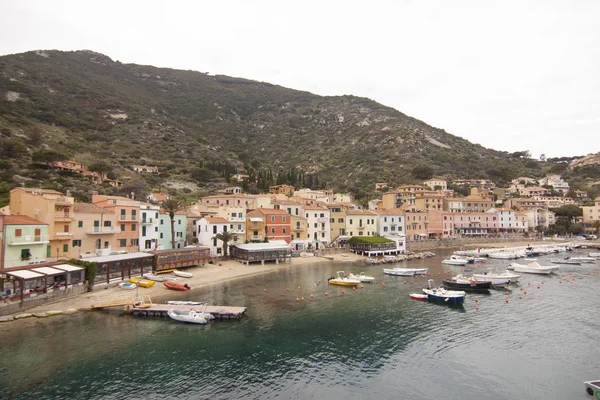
[246,208,291,243]
[92,195,141,252]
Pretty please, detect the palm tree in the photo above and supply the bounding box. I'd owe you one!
[212,230,236,257]
[161,198,183,249]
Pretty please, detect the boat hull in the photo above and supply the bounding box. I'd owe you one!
[584,380,600,399]
[163,281,189,291]
[410,293,428,301]
[422,288,466,304]
[383,268,428,276]
[442,279,491,291]
[328,279,360,286]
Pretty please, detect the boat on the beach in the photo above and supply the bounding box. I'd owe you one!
[567,257,596,263]
[119,282,137,290]
[509,261,558,274]
[441,255,469,266]
[584,380,600,399]
[174,270,193,278]
[422,287,466,304]
[383,267,428,276]
[589,252,600,257]
[130,278,155,288]
[164,281,190,291]
[472,270,521,284]
[167,309,213,324]
[327,271,361,286]
[348,272,375,283]
[143,273,166,282]
[442,275,492,291]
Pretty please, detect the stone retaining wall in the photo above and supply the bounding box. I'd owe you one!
[0,285,86,317]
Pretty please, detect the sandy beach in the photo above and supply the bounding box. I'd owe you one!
[1,238,576,320]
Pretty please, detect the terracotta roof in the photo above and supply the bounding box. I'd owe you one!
[256,208,290,215]
[74,203,113,213]
[20,188,63,195]
[5,215,47,225]
[151,192,169,202]
[303,206,328,210]
[346,210,377,216]
[205,217,230,224]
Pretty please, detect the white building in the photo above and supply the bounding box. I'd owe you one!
[375,209,406,253]
[139,203,160,250]
[196,217,230,256]
[539,175,570,194]
[216,206,246,247]
[303,205,331,248]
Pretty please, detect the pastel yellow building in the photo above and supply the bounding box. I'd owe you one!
[72,203,118,258]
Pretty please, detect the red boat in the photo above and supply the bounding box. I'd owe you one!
[409,293,428,301]
[163,281,190,291]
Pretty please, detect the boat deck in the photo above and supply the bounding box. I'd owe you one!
[130,304,247,320]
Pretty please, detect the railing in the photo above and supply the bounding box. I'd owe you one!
[7,235,50,245]
[317,217,328,223]
[229,217,245,222]
[54,212,74,219]
[141,218,153,225]
[230,229,245,234]
[54,232,73,239]
[250,235,263,241]
[293,226,303,231]
[118,215,138,221]
[86,227,120,234]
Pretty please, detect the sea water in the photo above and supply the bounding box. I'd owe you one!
[0,249,598,399]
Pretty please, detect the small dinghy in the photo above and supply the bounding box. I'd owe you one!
[119,282,137,290]
[174,270,193,278]
[164,281,190,291]
[409,293,428,301]
[166,300,206,306]
[167,309,213,324]
[143,273,166,282]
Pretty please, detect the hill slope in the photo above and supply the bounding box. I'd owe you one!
[0,50,595,203]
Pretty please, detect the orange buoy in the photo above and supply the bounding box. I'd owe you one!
[298,286,301,291]
[519,295,523,300]
[524,290,527,295]
[325,292,328,296]
[528,282,531,286]
[360,285,364,289]
[296,297,299,302]
[264,289,267,292]
[505,297,509,303]
[301,296,305,302]
[404,280,407,285]
[559,280,562,283]
[475,297,479,303]
[505,290,509,295]
[341,289,345,294]
[475,305,479,311]
[381,282,386,288]
[310,293,314,298]
[286,288,290,292]
[537,285,540,289]
[352,286,356,291]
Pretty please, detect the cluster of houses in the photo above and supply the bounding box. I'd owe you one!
[1,173,599,275]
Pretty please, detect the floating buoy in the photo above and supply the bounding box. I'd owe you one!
[301,296,305,302]
[528,282,531,286]
[505,290,509,295]
[475,305,479,311]
[341,289,345,294]
[537,285,540,289]
[381,282,386,288]
[296,297,299,302]
[360,285,364,289]
[475,297,479,303]
[325,292,328,296]
[519,295,523,300]
[286,288,290,292]
[298,286,301,291]
[264,289,267,292]
[524,290,527,295]
[410,280,414,285]
[404,280,407,285]
[559,280,562,284]
[352,286,356,291]
[310,293,314,299]
[505,297,509,303]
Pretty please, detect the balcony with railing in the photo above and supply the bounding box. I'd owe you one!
[230,228,246,234]
[250,235,263,241]
[317,217,328,223]
[54,212,74,220]
[141,218,154,225]
[53,232,73,240]
[54,196,74,205]
[118,215,138,221]
[86,227,120,235]
[7,235,50,245]
[293,226,303,231]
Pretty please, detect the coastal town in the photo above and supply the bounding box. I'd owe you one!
[0,168,599,315]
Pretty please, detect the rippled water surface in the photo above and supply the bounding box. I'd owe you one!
[1,248,599,399]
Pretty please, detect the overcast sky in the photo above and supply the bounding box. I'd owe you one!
[1,0,599,159]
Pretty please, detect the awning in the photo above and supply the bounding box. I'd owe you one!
[53,264,84,272]
[249,217,263,222]
[7,270,45,280]
[31,267,68,276]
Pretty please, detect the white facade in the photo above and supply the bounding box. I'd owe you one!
[196,217,230,256]
[539,175,570,193]
[304,206,331,248]
[139,203,160,250]
[375,210,407,252]
[216,206,246,246]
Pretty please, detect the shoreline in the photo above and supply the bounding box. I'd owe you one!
[0,239,577,322]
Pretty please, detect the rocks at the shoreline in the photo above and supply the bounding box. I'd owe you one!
[362,252,436,265]
[0,315,15,322]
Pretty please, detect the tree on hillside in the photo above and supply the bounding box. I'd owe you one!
[212,230,236,257]
[412,165,434,180]
[161,198,183,249]
[31,150,68,167]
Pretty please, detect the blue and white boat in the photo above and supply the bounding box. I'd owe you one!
[422,287,466,304]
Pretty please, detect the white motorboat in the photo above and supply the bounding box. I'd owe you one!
[174,270,193,278]
[588,252,600,257]
[467,256,487,263]
[472,270,522,284]
[487,251,520,260]
[166,300,206,306]
[509,261,558,275]
[442,255,469,266]
[167,308,214,324]
[550,258,581,265]
[348,272,376,283]
[585,380,600,399]
[383,267,429,276]
[422,287,466,304]
[567,257,596,263]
